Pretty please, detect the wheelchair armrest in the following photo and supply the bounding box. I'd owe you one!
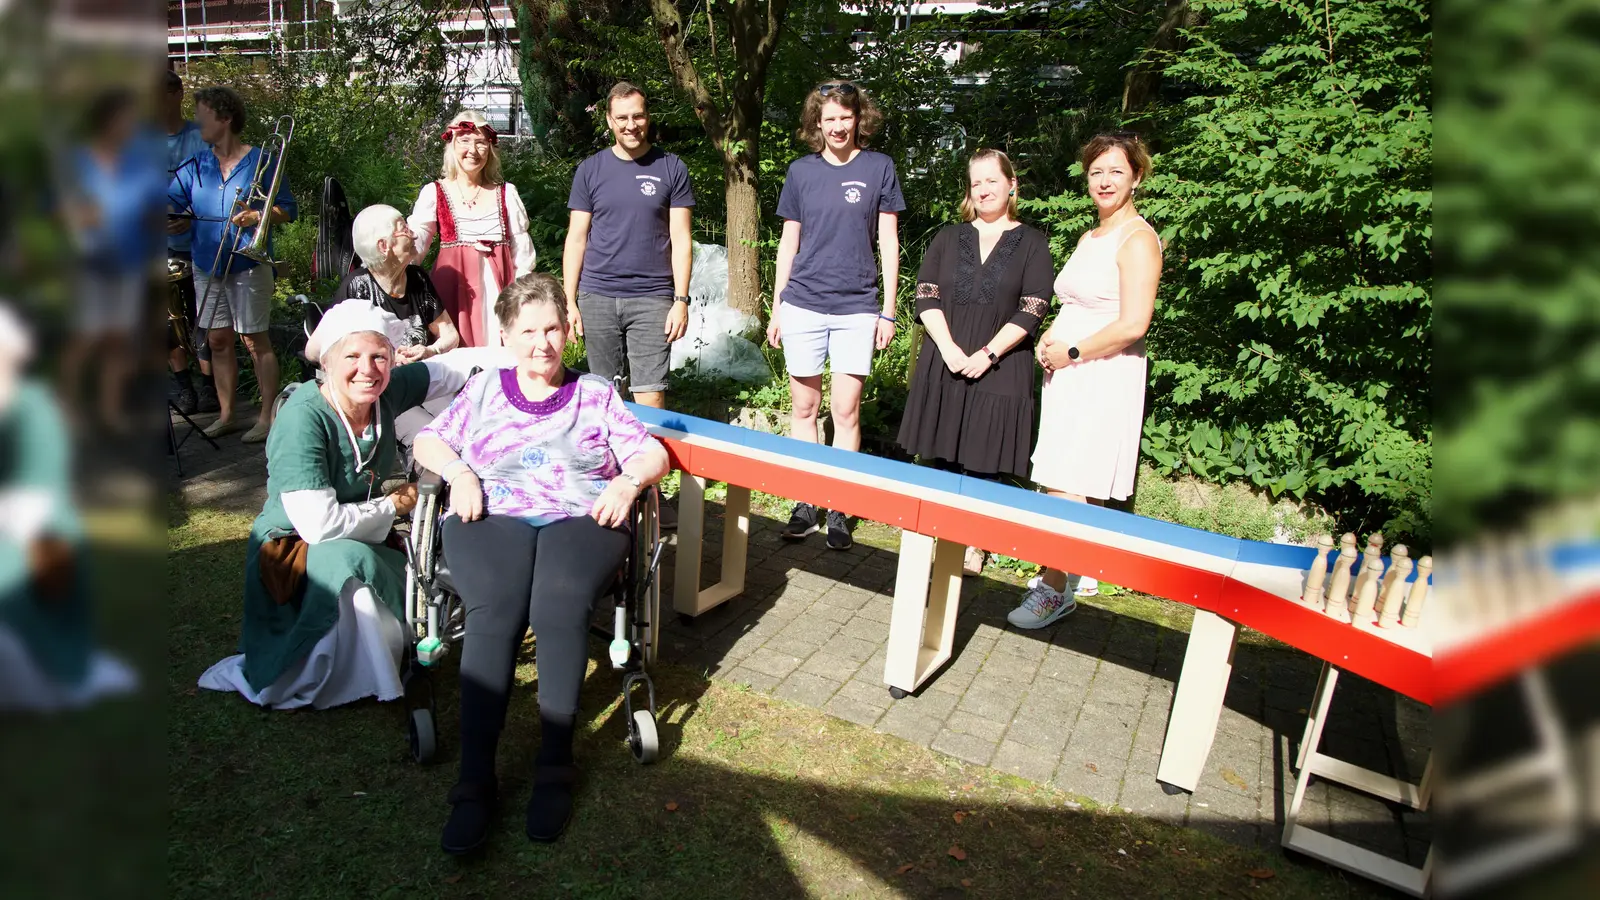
[418,471,445,497]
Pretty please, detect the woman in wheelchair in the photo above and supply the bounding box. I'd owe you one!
[412,273,668,852]
[198,301,467,707]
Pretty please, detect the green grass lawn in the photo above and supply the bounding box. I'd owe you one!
[165,504,1388,899]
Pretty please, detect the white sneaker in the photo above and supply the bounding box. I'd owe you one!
[1007,576,1076,629]
[1074,576,1099,598]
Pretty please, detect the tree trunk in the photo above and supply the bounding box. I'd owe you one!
[650,0,789,322]
[723,148,762,317]
[1122,0,1193,115]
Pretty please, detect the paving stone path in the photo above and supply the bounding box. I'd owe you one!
[171,406,1432,866]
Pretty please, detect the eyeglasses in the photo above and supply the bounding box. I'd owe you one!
[818,82,859,98]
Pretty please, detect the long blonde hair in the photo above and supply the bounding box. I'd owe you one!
[958,149,1020,223]
[440,109,505,185]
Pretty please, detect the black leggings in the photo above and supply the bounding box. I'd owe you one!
[441,513,630,781]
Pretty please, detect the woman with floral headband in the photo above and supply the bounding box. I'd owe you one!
[408,110,537,348]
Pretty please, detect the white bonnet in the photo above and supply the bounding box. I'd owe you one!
[307,299,409,360]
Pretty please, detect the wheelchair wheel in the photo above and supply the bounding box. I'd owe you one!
[409,707,438,764]
[272,381,305,420]
[414,489,440,590]
[628,708,660,765]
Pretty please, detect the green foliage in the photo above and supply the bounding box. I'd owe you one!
[1433,0,1600,545]
[1032,0,1432,545]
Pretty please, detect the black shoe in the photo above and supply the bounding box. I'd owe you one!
[168,372,198,416]
[782,502,820,541]
[441,780,497,855]
[825,509,854,551]
[526,763,580,843]
[196,381,220,414]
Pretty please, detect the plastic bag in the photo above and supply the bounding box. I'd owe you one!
[670,242,772,383]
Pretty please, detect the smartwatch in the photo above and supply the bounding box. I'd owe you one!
[984,347,999,365]
[672,295,690,305]
[1067,345,1081,361]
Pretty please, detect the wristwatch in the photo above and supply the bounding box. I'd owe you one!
[618,472,643,489]
[1067,345,1081,361]
[984,347,999,365]
[672,295,690,304]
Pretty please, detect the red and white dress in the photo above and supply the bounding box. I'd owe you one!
[408,181,536,348]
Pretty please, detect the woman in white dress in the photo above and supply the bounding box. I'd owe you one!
[1008,133,1164,630]
[408,110,537,348]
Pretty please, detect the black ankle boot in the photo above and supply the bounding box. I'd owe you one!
[525,764,579,843]
[441,779,497,855]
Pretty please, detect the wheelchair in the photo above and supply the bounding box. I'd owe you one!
[400,469,667,767]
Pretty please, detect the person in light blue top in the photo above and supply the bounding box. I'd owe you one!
[167,85,297,444]
[57,88,167,435]
[162,69,216,415]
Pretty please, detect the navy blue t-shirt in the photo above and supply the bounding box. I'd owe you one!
[569,146,695,298]
[775,150,906,316]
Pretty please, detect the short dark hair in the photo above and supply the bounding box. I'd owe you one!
[84,88,136,138]
[607,82,646,113]
[193,86,246,134]
[796,80,883,153]
[1079,132,1153,183]
[163,69,182,95]
[495,273,569,332]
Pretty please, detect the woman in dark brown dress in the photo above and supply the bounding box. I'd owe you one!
[896,149,1054,574]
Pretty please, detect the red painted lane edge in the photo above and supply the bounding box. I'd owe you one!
[1432,589,1600,707]
[677,443,921,528]
[652,434,1433,704]
[1217,579,1433,704]
[915,501,1229,612]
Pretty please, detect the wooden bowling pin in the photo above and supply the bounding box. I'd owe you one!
[1302,534,1335,604]
[1378,544,1409,598]
[1351,532,1384,602]
[1401,555,1432,627]
[1325,543,1357,621]
[1352,556,1384,622]
[1377,556,1411,627]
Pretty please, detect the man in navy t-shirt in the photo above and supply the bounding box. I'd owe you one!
[563,82,694,411]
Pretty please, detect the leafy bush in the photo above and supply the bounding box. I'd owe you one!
[1032,0,1432,545]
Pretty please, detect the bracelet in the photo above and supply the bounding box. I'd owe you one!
[441,459,474,483]
[879,314,896,323]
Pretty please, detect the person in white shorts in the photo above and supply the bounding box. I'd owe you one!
[766,80,905,550]
[167,86,296,443]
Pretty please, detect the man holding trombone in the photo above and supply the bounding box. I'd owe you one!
[167,86,296,443]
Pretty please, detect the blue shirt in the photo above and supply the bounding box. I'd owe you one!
[568,146,694,298]
[167,144,297,277]
[164,121,207,253]
[775,150,905,316]
[71,136,166,275]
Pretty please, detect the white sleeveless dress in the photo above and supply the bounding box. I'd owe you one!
[1030,217,1159,501]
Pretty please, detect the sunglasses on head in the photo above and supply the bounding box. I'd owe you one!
[818,82,859,98]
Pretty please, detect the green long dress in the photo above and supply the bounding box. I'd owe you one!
[238,363,430,692]
[0,381,92,687]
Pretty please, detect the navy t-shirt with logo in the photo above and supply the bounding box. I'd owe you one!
[775,150,906,316]
[569,146,695,299]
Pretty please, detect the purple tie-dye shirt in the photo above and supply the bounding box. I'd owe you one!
[418,368,657,525]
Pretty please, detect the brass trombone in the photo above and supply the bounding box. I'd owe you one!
[197,115,295,314]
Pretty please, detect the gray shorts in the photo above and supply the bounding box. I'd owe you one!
[576,291,674,393]
[194,263,273,335]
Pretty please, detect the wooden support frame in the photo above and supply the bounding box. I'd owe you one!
[883,531,965,697]
[1156,610,1239,792]
[672,476,751,617]
[1282,662,1433,897]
